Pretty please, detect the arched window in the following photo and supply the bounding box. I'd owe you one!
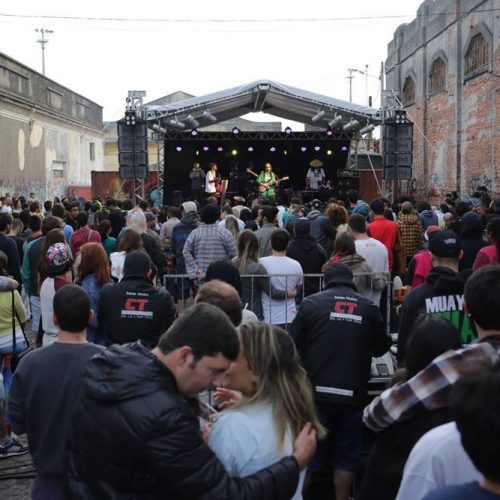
[429,57,446,93]
[465,33,489,77]
[402,77,415,105]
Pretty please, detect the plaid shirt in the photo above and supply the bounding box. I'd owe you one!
[397,213,423,258]
[363,340,499,431]
[182,224,237,275]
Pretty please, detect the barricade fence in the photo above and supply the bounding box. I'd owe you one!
[163,271,397,384]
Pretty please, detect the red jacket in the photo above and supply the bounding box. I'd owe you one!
[70,226,101,256]
[367,217,398,271]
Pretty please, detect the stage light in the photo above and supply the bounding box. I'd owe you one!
[341,146,348,152]
[359,124,375,136]
[217,146,223,152]
[248,146,254,152]
[314,146,320,151]
[284,126,292,134]
[168,119,185,130]
[284,150,288,155]
[395,110,407,124]
[202,110,217,123]
[185,115,200,129]
[203,146,209,152]
[232,127,241,135]
[232,149,238,156]
[328,115,343,129]
[343,120,360,133]
[326,128,334,137]
[311,110,326,123]
[191,129,199,137]
[152,124,167,135]
[195,150,199,156]
[327,150,332,155]
[270,146,276,152]
[301,146,307,152]
[176,146,182,152]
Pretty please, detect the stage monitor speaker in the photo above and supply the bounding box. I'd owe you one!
[117,118,149,179]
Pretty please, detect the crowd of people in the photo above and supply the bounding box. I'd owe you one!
[0,186,499,500]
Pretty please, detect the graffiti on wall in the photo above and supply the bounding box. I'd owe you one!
[469,173,493,194]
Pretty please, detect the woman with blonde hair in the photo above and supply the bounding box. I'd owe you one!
[224,214,241,241]
[209,322,325,499]
[233,230,293,320]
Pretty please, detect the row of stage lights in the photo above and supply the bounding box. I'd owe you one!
[173,145,349,155]
[188,126,358,137]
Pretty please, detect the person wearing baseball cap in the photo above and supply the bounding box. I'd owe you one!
[306,159,326,191]
[397,230,476,363]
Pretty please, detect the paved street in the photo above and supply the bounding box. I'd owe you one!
[0,438,34,499]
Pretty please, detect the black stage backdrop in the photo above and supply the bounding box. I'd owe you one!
[162,133,351,205]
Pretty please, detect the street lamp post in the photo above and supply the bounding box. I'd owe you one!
[35,28,54,76]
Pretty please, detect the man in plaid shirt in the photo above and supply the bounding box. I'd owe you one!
[183,203,237,275]
[364,265,500,432]
[397,201,423,263]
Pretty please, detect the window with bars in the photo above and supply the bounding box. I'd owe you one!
[429,58,446,93]
[402,77,415,105]
[465,34,489,77]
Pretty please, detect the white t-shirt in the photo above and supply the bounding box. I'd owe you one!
[209,402,305,500]
[306,168,325,190]
[396,422,482,500]
[205,170,216,193]
[355,237,389,306]
[259,255,303,325]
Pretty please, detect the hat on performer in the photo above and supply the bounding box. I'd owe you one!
[309,159,323,168]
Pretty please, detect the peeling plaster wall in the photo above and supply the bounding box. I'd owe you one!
[0,51,103,200]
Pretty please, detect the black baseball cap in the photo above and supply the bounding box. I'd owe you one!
[428,230,461,258]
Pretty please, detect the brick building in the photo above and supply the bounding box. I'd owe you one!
[386,0,500,200]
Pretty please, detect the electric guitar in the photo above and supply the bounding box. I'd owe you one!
[246,168,289,193]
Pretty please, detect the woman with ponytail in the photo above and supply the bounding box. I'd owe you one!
[208,321,325,499]
[472,217,500,271]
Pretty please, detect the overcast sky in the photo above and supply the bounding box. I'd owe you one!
[0,1,423,123]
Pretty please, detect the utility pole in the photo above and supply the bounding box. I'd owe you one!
[35,28,53,76]
[346,68,355,102]
[347,66,370,104]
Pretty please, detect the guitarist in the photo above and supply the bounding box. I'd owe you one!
[256,162,278,200]
[204,162,220,198]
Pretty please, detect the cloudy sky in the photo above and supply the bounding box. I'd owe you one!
[0,1,423,122]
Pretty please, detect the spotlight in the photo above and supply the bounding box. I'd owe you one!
[311,110,326,123]
[341,146,348,152]
[168,119,185,130]
[270,146,276,152]
[359,124,375,136]
[395,110,407,124]
[176,146,182,152]
[232,149,238,156]
[284,150,288,155]
[217,146,223,152]
[301,146,307,152]
[327,150,333,155]
[248,146,254,152]
[314,146,320,151]
[195,150,199,156]
[185,115,200,129]
[328,115,343,129]
[191,129,199,137]
[284,126,292,134]
[232,127,241,135]
[343,120,360,133]
[202,110,217,123]
[326,129,334,137]
[203,146,209,152]
[152,124,167,135]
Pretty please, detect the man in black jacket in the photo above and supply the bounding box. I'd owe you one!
[66,303,316,499]
[397,230,476,362]
[306,200,336,257]
[290,264,390,500]
[99,251,176,347]
[286,218,327,297]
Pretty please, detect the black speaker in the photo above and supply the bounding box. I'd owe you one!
[383,120,413,180]
[118,118,149,179]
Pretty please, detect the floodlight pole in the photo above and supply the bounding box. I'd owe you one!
[35,28,53,76]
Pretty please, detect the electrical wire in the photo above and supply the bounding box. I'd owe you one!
[0,9,499,24]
